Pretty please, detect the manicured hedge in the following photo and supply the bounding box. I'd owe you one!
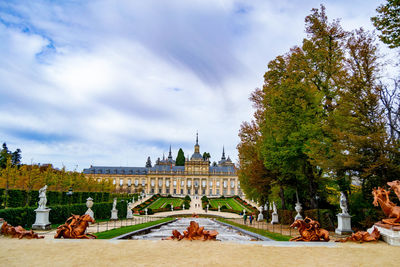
[0,199,135,228]
[0,189,135,208]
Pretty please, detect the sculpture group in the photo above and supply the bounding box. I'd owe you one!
[290,217,329,242]
[54,214,96,239]
[373,182,400,225]
[1,220,44,239]
[165,220,218,241]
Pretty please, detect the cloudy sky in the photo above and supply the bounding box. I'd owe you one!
[0,0,386,170]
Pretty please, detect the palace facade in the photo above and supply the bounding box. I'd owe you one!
[83,134,242,197]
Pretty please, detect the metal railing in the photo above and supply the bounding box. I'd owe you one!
[87,216,167,234]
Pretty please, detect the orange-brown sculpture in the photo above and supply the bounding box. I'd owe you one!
[0,221,44,239]
[372,187,400,225]
[54,214,97,239]
[290,217,329,242]
[387,180,400,201]
[165,221,218,241]
[191,213,199,218]
[336,227,380,243]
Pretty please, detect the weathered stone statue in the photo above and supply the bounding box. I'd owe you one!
[38,185,48,210]
[54,214,96,239]
[339,192,349,215]
[336,192,352,235]
[290,217,329,242]
[126,202,133,219]
[271,201,279,224]
[110,198,118,220]
[32,185,51,230]
[294,202,303,221]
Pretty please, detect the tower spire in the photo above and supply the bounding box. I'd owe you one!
[168,145,172,160]
[221,146,226,160]
[196,131,198,145]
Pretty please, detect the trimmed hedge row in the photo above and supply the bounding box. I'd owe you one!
[0,199,134,228]
[0,188,138,209]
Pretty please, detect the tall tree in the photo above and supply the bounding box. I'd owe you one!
[175,149,185,166]
[371,0,400,48]
[202,152,211,161]
[0,143,10,169]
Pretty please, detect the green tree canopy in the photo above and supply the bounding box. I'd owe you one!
[371,0,400,48]
[175,148,185,166]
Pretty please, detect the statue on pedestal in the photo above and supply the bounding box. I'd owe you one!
[85,197,94,220]
[110,198,118,220]
[32,185,51,230]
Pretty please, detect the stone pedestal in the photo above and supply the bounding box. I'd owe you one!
[271,212,279,224]
[257,213,264,221]
[85,208,94,220]
[110,209,118,220]
[335,213,352,235]
[368,223,400,246]
[32,208,51,230]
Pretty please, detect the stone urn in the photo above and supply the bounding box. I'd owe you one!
[294,202,303,221]
[85,197,95,220]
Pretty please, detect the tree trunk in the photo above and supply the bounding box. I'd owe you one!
[279,185,286,209]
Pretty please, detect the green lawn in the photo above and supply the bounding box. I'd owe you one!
[148,197,184,209]
[208,198,252,212]
[217,218,291,241]
[96,217,174,239]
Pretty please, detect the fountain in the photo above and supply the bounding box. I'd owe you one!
[129,218,266,242]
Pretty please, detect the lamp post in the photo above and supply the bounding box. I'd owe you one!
[66,187,73,215]
[315,195,320,222]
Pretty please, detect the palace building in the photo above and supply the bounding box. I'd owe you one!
[82,134,242,197]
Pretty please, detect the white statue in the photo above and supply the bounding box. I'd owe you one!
[171,204,174,211]
[85,197,94,220]
[38,185,48,210]
[127,202,133,219]
[340,192,348,215]
[112,198,117,210]
[272,201,277,214]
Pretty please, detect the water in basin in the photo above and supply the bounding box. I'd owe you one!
[130,218,257,241]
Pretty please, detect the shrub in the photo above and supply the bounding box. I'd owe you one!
[220,205,227,210]
[165,204,171,210]
[184,195,191,201]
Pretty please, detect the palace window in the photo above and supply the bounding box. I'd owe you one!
[166,189,170,194]
[158,189,162,194]
[128,179,132,187]
[216,189,220,195]
[231,181,235,188]
[135,179,139,186]
[158,180,162,187]
[209,181,213,187]
[166,180,170,187]
[223,189,227,195]
[194,181,198,187]
[202,189,205,195]
[223,181,227,188]
[181,180,184,186]
[188,180,191,187]
[174,189,176,194]
[119,179,123,186]
[142,179,145,186]
[216,181,220,187]
[188,189,191,195]
[113,178,116,185]
[202,181,206,187]
[209,189,212,195]
[180,189,183,194]
[173,180,177,187]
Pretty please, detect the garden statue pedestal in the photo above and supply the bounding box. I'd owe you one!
[369,222,400,246]
[32,185,51,230]
[32,208,51,230]
[271,201,279,224]
[257,206,264,221]
[335,213,352,235]
[110,209,118,220]
[127,202,133,219]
